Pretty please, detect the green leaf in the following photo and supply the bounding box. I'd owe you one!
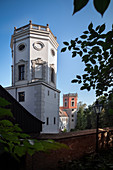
[61,47,67,52]
[79,51,83,56]
[91,46,101,53]
[82,74,89,79]
[76,75,81,79]
[82,55,89,63]
[0,120,13,127]
[93,0,111,16]
[0,97,11,107]
[98,24,106,34]
[97,40,104,46]
[88,22,93,31]
[77,40,82,44]
[80,86,86,90]
[75,38,78,41]
[68,46,72,51]
[73,47,80,50]
[0,108,13,118]
[90,58,96,64]
[72,79,78,83]
[96,25,100,31]
[14,145,26,157]
[63,42,69,46]
[78,80,82,84]
[83,31,89,34]
[80,35,87,39]
[83,48,87,52]
[73,0,89,15]
[72,51,77,58]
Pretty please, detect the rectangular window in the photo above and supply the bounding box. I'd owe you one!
[54,117,56,124]
[71,101,75,107]
[19,65,25,80]
[46,117,49,125]
[64,102,67,107]
[18,92,25,102]
[35,64,42,79]
[54,93,56,98]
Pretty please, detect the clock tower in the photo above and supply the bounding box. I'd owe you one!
[6,21,60,134]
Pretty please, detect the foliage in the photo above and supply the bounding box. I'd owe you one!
[75,95,113,130]
[61,23,113,98]
[0,97,67,160]
[59,147,113,170]
[76,102,87,130]
[73,0,111,17]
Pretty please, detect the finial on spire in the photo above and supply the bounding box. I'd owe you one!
[47,24,49,27]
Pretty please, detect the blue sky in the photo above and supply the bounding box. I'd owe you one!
[0,0,113,106]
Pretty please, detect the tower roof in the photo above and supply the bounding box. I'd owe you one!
[10,20,59,50]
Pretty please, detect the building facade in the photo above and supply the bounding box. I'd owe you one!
[59,109,69,132]
[6,21,60,134]
[60,93,78,131]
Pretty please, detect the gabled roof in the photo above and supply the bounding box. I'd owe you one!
[0,85,43,134]
[59,109,68,117]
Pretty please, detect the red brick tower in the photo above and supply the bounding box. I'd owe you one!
[63,93,77,109]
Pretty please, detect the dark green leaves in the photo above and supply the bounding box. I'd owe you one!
[98,24,106,34]
[62,23,113,98]
[61,47,67,52]
[73,0,111,16]
[0,97,10,107]
[73,0,89,15]
[0,97,67,160]
[80,35,87,39]
[93,0,111,16]
[63,42,69,46]
[88,23,93,31]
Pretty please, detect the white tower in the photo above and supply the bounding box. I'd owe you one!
[6,21,60,134]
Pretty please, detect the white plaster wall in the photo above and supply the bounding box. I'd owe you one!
[7,86,37,118]
[48,41,57,73]
[6,88,17,99]
[30,38,48,61]
[6,83,60,134]
[48,41,57,87]
[15,38,29,63]
[16,86,36,117]
[42,86,59,133]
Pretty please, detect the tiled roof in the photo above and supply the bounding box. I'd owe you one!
[59,109,68,117]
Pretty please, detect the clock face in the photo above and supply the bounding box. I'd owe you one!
[18,44,25,51]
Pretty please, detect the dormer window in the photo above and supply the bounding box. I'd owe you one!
[18,65,25,80]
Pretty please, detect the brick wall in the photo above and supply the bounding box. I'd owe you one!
[26,128,113,170]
